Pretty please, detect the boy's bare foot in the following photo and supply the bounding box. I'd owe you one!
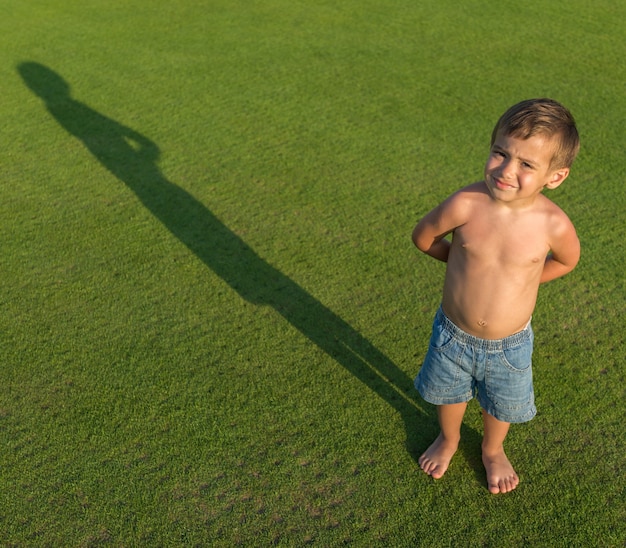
[482,448,519,494]
[418,433,458,479]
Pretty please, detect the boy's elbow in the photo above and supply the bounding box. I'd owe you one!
[414,239,431,254]
[411,225,428,252]
[412,233,429,253]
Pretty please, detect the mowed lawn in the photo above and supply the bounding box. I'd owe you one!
[0,0,624,545]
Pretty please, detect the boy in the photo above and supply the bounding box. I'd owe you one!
[412,98,580,494]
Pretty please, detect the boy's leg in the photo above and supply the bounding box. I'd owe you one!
[419,402,467,479]
[481,410,519,494]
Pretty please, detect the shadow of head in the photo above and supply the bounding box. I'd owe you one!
[18,62,70,104]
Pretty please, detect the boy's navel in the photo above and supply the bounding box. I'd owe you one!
[477,319,488,327]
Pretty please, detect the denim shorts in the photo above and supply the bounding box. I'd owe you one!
[414,306,536,423]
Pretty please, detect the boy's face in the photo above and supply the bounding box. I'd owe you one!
[484,132,569,207]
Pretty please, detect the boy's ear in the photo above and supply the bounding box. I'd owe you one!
[545,168,570,190]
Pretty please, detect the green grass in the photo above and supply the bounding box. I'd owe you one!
[1,0,624,545]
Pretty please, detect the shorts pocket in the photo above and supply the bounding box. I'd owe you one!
[500,336,533,372]
[416,345,464,396]
[485,343,534,414]
[428,320,456,353]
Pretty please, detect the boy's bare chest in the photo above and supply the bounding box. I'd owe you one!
[452,215,549,266]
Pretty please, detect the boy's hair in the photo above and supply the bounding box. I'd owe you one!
[491,98,580,169]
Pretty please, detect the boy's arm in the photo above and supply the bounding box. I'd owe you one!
[541,215,580,283]
[412,191,468,263]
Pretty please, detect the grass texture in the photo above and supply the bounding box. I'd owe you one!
[0,0,624,545]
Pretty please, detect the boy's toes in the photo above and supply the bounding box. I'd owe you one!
[488,473,519,494]
[418,434,458,480]
[483,450,519,494]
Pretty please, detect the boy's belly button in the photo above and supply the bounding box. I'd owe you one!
[477,319,488,327]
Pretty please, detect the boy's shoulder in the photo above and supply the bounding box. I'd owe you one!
[523,191,572,225]
[535,194,576,236]
[436,182,490,216]
[445,182,492,208]
[455,181,490,198]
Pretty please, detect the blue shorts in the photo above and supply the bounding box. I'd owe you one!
[414,306,536,423]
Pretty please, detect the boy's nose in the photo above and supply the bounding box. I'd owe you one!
[500,160,516,179]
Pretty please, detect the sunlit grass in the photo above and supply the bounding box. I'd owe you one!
[0,0,623,545]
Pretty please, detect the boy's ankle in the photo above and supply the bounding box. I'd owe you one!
[481,442,505,456]
[439,432,461,446]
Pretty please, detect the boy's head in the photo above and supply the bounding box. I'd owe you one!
[491,98,580,170]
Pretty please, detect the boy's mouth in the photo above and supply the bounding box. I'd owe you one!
[494,178,517,190]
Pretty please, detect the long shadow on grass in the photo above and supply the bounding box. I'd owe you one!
[19,62,482,467]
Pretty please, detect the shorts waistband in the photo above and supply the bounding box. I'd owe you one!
[436,306,532,350]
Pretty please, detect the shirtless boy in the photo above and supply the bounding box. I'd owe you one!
[412,98,580,494]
